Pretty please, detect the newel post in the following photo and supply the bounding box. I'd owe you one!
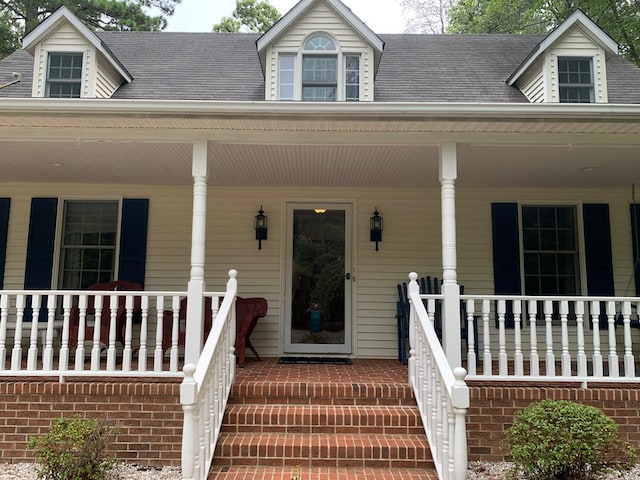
[452,366,469,480]
[181,363,197,480]
[407,272,420,383]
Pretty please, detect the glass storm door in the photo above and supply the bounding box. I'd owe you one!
[285,203,352,355]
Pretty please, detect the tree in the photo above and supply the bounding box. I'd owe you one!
[0,0,179,60]
[399,0,454,34]
[213,0,280,33]
[446,0,640,66]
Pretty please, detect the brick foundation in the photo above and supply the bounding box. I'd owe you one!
[0,378,182,466]
[467,382,640,462]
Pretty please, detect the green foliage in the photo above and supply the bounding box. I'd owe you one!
[0,0,179,60]
[213,0,281,33]
[506,400,636,480]
[27,415,118,480]
[446,0,640,66]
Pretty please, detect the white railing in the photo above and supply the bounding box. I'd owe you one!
[431,293,640,384]
[180,270,237,480]
[0,286,226,379]
[407,273,469,480]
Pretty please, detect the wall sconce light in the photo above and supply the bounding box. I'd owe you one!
[370,207,383,251]
[255,206,267,250]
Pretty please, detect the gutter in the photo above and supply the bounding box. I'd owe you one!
[0,98,640,121]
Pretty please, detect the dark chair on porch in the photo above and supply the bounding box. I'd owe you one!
[161,296,267,367]
[396,276,478,365]
[68,280,143,350]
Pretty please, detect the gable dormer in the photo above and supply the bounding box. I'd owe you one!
[257,0,384,101]
[22,6,131,99]
[508,10,618,103]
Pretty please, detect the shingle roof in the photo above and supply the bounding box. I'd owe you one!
[2,31,640,103]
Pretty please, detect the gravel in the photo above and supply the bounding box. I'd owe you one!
[1,461,639,479]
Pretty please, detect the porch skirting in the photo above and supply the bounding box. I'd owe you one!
[467,382,640,462]
[0,378,183,466]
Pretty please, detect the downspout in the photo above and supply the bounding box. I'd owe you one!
[439,143,462,368]
[184,141,209,365]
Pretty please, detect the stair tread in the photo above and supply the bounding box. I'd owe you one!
[216,432,429,449]
[209,466,437,479]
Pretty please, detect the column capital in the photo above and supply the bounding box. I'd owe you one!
[439,143,457,182]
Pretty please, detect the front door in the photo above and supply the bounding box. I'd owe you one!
[284,202,352,355]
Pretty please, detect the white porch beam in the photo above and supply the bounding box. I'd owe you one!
[185,140,208,365]
[439,143,462,368]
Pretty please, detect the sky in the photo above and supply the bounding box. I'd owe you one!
[165,0,407,34]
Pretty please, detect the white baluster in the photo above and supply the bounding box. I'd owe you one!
[122,295,134,371]
[43,295,57,371]
[560,301,571,377]
[514,300,523,376]
[170,295,180,372]
[27,294,41,371]
[75,294,87,371]
[59,295,71,372]
[607,301,619,377]
[622,301,635,377]
[466,299,476,376]
[482,299,491,376]
[575,301,587,377]
[138,295,149,372]
[528,300,539,376]
[497,300,507,376]
[91,296,103,371]
[154,296,165,372]
[0,294,8,369]
[591,301,603,377]
[544,300,555,376]
[106,293,118,371]
[11,295,25,371]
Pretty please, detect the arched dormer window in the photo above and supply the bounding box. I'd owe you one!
[277,32,361,102]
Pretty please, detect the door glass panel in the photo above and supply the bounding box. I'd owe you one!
[290,209,345,345]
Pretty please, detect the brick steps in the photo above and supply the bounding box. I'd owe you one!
[208,465,436,479]
[212,364,435,477]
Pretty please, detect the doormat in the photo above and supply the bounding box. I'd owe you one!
[277,356,352,365]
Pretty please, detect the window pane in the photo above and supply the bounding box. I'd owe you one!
[47,53,82,98]
[302,55,337,101]
[279,54,295,101]
[59,200,118,290]
[304,35,336,51]
[345,55,360,102]
[558,57,593,104]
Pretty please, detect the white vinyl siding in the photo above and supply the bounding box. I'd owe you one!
[265,1,374,101]
[2,183,636,359]
[518,58,545,103]
[95,56,122,98]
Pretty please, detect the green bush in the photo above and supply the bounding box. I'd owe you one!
[506,400,636,480]
[27,415,119,480]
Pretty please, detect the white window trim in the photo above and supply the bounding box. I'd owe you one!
[557,56,595,104]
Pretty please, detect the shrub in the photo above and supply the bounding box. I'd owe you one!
[27,415,119,480]
[506,400,636,480]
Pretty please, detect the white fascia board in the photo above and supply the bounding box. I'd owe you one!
[22,6,132,83]
[257,0,383,54]
[1,98,639,120]
[508,9,618,86]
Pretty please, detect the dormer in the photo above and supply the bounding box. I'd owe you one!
[508,10,618,103]
[22,6,131,98]
[257,0,384,101]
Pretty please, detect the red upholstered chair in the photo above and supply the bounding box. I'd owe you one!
[162,296,267,367]
[68,280,143,350]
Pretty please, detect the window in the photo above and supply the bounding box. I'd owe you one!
[47,53,83,98]
[277,33,361,101]
[58,200,119,289]
[522,205,580,295]
[558,57,594,103]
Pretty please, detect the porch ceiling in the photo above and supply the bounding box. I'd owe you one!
[1,100,640,189]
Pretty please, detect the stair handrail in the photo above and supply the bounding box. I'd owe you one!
[407,272,469,480]
[180,270,238,480]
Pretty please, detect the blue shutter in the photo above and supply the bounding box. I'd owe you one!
[0,198,10,288]
[491,203,521,328]
[24,198,58,289]
[118,199,149,287]
[630,204,640,296]
[583,204,614,329]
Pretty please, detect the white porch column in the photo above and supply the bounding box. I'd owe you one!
[185,140,208,365]
[439,143,461,368]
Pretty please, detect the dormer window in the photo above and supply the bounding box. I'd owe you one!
[277,33,361,102]
[46,53,83,98]
[558,57,594,103]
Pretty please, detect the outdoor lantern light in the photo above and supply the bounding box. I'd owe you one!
[254,206,267,250]
[370,207,383,251]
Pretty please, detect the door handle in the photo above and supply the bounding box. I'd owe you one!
[345,273,351,280]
